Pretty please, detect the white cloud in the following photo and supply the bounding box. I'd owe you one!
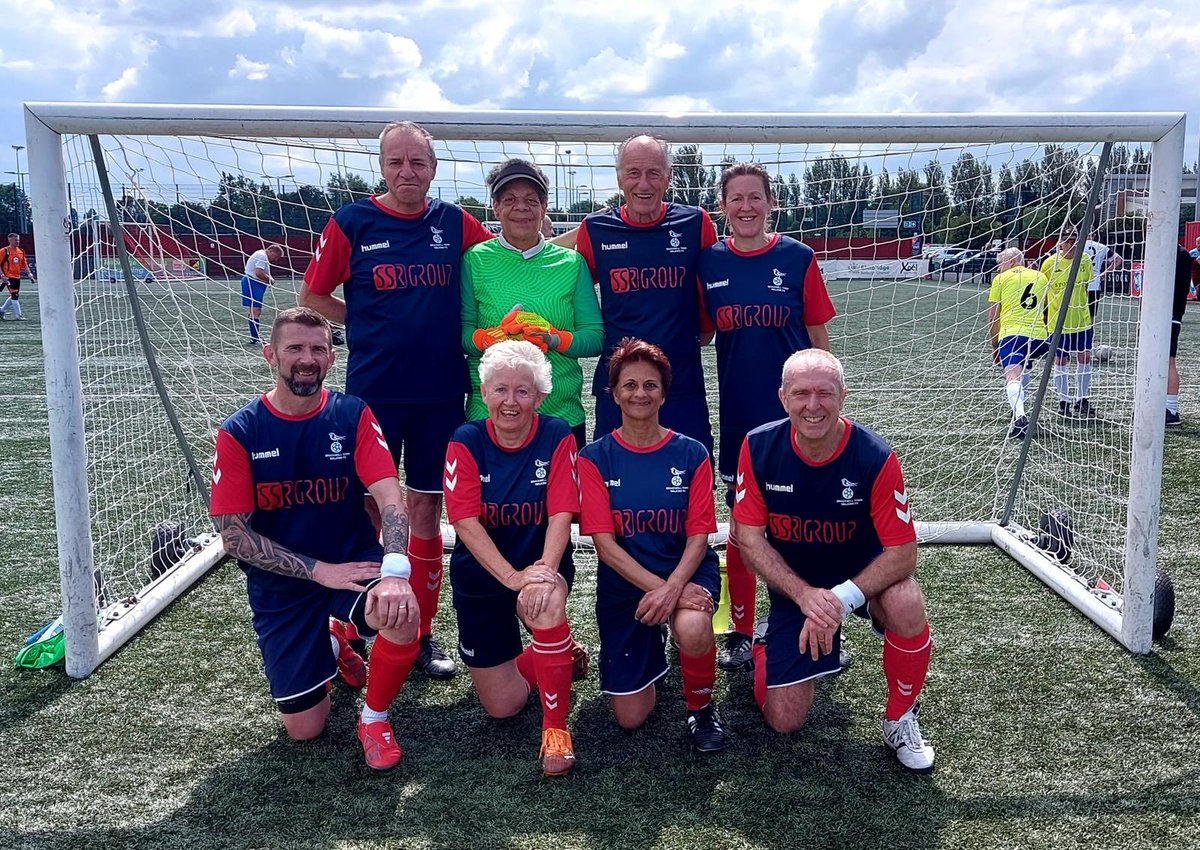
[101,67,141,100]
[229,55,270,81]
[212,8,257,38]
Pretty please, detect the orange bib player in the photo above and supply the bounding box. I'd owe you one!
[1,233,31,320]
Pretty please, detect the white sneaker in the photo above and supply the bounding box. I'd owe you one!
[882,702,935,773]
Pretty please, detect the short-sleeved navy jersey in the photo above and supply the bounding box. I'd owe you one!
[733,417,916,592]
[444,415,579,596]
[699,234,836,433]
[576,203,717,400]
[578,430,718,601]
[211,389,397,588]
[304,197,492,405]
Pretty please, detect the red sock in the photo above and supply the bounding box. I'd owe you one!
[364,634,420,713]
[515,643,538,691]
[679,644,716,711]
[531,620,573,731]
[883,623,932,721]
[408,534,443,638]
[752,642,768,711]
[726,536,756,636]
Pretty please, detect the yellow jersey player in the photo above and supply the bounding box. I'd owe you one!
[988,248,1050,439]
[1040,227,1095,417]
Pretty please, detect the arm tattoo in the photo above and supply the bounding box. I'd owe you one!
[380,503,410,556]
[214,513,317,580]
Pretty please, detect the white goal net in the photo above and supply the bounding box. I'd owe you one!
[24,105,1183,674]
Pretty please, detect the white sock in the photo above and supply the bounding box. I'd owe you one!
[1053,365,1070,401]
[1005,380,1024,417]
[1076,362,1092,399]
[1021,369,1032,392]
[14,301,22,318]
[1167,394,1180,414]
[0,297,10,315]
[360,705,388,724]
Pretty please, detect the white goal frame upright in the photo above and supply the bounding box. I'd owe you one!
[24,103,1184,676]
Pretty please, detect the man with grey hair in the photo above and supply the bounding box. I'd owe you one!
[987,247,1051,440]
[300,120,495,681]
[733,348,934,772]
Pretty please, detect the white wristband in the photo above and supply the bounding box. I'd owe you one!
[381,552,412,580]
[830,580,865,618]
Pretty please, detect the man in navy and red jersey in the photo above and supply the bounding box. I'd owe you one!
[443,340,582,776]
[575,134,718,451]
[699,161,837,671]
[578,337,726,753]
[210,307,422,771]
[733,348,936,773]
[300,120,494,680]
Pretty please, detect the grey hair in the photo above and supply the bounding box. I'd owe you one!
[616,134,672,171]
[781,348,846,392]
[378,121,436,165]
[997,247,1024,267]
[479,340,553,395]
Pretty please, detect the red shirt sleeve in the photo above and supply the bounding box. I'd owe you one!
[577,455,614,535]
[802,260,837,326]
[546,434,580,516]
[444,441,483,523]
[685,457,718,535]
[575,219,597,276]
[870,452,918,547]
[699,209,718,249]
[354,407,398,488]
[461,209,494,251]
[731,437,768,527]
[210,429,255,515]
[303,217,353,296]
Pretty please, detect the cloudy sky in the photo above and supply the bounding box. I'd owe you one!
[2,0,1197,200]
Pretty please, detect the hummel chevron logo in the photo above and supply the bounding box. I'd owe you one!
[570,450,577,465]
[445,458,458,474]
[896,507,911,524]
[445,474,458,492]
[371,422,389,451]
[426,568,443,591]
[212,467,222,485]
[737,471,744,486]
[315,233,328,262]
[736,488,746,503]
[894,489,909,505]
[544,692,560,710]
[732,604,746,618]
[896,680,914,696]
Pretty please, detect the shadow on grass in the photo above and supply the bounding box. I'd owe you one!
[1135,652,1200,721]
[0,672,957,850]
[0,666,73,737]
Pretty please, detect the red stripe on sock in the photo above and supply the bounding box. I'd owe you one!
[531,620,573,731]
[408,534,443,637]
[364,634,420,713]
[883,623,931,721]
[725,538,756,636]
[679,644,717,712]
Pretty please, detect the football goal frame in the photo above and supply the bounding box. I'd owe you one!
[23,103,1184,676]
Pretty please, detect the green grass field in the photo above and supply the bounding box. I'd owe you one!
[2,277,1199,850]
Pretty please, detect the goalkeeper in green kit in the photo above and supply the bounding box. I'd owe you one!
[461,158,604,449]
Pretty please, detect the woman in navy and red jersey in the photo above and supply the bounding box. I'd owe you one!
[577,338,726,753]
[698,162,837,672]
[443,340,583,777]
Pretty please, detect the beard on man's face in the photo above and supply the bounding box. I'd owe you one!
[282,365,323,397]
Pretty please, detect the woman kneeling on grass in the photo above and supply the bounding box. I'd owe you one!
[444,340,585,777]
[577,337,727,752]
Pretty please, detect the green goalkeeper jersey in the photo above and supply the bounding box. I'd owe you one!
[461,238,603,426]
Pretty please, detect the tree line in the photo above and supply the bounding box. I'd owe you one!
[64,143,1181,250]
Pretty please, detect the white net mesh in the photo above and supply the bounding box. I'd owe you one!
[58,124,1159,627]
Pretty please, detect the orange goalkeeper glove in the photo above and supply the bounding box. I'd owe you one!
[522,326,573,353]
[472,326,508,350]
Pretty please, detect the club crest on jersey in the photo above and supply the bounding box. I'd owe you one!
[666,230,687,254]
[837,477,863,507]
[429,226,449,250]
[667,466,687,493]
[768,267,788,293]
[326,431,350,461]
[532,457,549,485]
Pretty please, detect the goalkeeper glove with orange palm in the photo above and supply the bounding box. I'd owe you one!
[472,305,524,350]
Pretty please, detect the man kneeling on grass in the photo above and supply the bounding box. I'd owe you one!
[210,306,421,770]
[733,348,936,773]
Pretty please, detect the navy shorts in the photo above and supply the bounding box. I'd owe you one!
[762,596,843,688]
[596,562,720,695]
[997,335,1050,368]
[368,398,465,493]
[1056,328,1093,356]
[593,393,713,458]
[452,562,576,669]
[5,277,19,296]
[240,275,267,309]
[245,571,380,708]
[1171,320,1182,357]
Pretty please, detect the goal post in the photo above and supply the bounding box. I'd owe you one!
[23,103,1185,675]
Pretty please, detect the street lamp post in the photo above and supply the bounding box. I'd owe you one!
[567,169,576,215]
[12,145,25,233]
